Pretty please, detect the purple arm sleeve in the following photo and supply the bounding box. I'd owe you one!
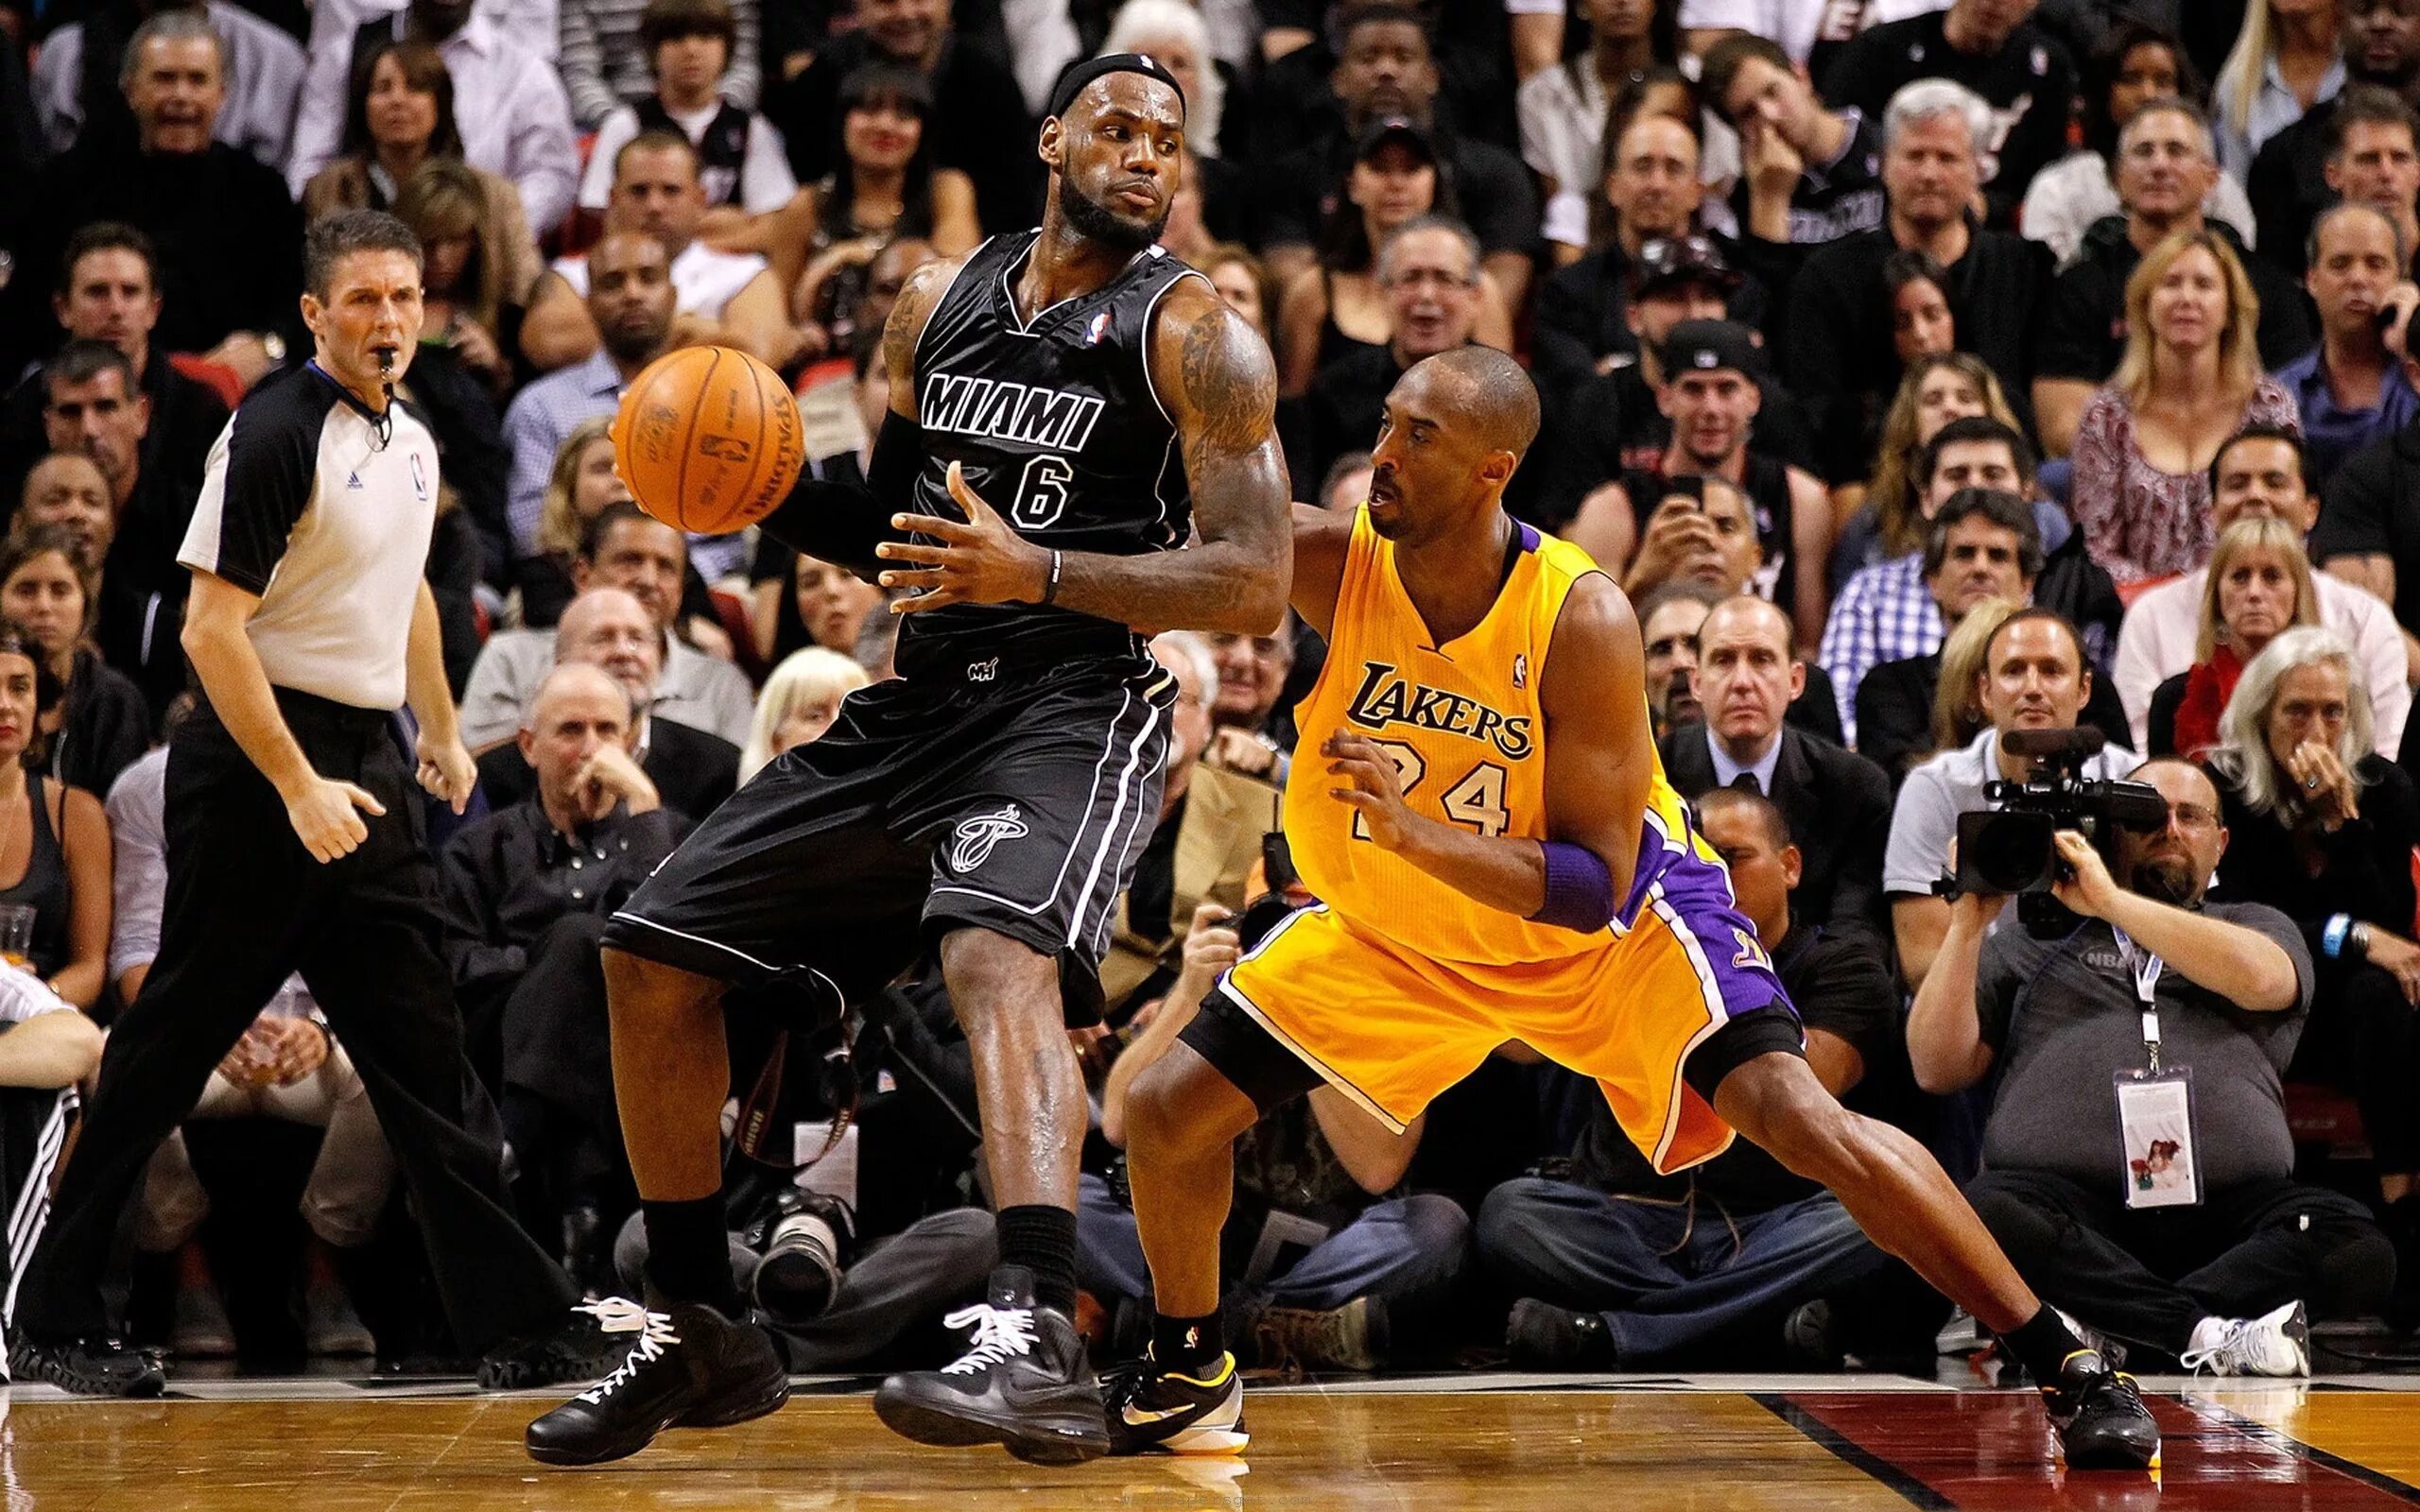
[1530,841,1614,933]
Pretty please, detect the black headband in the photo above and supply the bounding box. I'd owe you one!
[1047,52,1186,122]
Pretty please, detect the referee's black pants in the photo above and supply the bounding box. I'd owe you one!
[19,691,577,1351]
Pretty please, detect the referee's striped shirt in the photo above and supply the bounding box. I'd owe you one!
[180,364,441,713]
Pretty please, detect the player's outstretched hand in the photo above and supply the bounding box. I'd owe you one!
[877,461,1051,613]
[1324,732,1418,850]
[284,773,385,864]
[416,730,477,816]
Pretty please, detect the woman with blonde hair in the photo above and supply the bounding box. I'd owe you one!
[2213,0,2342,179]
[739,648,870,782]
[1927,595,2021,762]
[1830,352,2023,584]
[392,160,536,390]
[2144,516,2320,758]
[2070,230,2299,587]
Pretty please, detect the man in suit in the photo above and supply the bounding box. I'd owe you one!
[474,586,740,821]
[1098,631,1281,1023]
[1658,595,1891,951]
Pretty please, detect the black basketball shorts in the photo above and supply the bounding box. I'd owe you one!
[601,656,1175,1026]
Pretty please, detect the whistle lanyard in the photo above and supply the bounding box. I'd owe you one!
[2112,926,2165,1074]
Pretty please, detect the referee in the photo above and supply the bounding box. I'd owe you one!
[12,213,614,1396]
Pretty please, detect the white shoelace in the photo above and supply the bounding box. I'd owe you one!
[939,1303,1038,1376]
[574,1297,682,1403]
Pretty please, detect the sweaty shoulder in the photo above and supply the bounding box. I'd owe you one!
[1146,275,1278,452]
[1539,571,1634,705]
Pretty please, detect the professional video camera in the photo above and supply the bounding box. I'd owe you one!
[1937,727,2169,937]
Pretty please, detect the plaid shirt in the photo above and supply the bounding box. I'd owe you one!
[1818,552,1944,746]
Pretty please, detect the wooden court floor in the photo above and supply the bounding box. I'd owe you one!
[9,1372,2420,1511]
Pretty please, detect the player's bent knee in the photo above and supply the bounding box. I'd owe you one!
[601,946,722,1022]
[1128,1045,1255,1158]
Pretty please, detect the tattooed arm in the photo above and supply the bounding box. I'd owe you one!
[878,278,1294,636]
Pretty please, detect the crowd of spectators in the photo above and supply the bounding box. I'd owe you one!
[6,0,2420,1380]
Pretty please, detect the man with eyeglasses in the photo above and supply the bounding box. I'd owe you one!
[1910,756,2393,1378]
[1294,215,1491,492]
[2032,98,2311,458]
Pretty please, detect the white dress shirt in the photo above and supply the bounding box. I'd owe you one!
[2111,569,2409,758]
[31,0,306,170]
[2217,50,2343,182]
[1671,0,1943,64]
[289,7,579,233]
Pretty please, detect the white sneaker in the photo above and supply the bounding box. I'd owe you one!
[2181,1301,2310,1377]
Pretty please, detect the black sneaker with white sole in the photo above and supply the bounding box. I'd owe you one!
[2042,1349,2161,1471]
[8,1332,166,1397]
[1103,1350,1249,1455]
[873,1265,1109,1465]
[524,1299,790,1467]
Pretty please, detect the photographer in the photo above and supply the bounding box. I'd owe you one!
[1910,757,2394,1371]
[2203,627,2420,1305]
[1885,608,2125,991]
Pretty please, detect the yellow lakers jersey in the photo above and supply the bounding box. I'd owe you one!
[1285,510,1700,968]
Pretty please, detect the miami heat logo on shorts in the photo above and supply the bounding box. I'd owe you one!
[947,805,1028,873]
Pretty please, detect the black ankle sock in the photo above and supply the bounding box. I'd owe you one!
[997,1204,1079,1315]
[1999,1305,2089,1383]
[642,1194,741,1314]
[1151,1311,1223,1374]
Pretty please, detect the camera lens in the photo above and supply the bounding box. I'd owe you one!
[1960,809,2056,893]
[752,1195,844,1319]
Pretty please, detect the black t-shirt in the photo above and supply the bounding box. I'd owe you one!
[1619,452,1804,617]
[1783,221,2051,445]
[1820,10,2078,226]
[1725,109,1889,248]
[2034,216,2314,383]
[1531,362,1822,527]
[1126,794,1185,951]
[1254,130,1540,256]
[1568,923,1907,1210]
[2310,420,2420,634]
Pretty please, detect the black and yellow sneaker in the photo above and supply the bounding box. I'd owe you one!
[2043,1349,2161,1470]
[1103,1350,1250,1456]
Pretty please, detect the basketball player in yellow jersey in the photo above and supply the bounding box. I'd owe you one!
[1099,348,2159,1471]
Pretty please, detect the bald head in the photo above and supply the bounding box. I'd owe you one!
[1407,347,1542,459]
[529,661,632,728]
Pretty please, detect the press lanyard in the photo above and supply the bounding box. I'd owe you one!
[2112,926,2165,1074]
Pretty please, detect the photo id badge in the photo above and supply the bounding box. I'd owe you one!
[2115,1070,2200,1210]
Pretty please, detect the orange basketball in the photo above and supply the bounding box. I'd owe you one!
[611,346,805,536]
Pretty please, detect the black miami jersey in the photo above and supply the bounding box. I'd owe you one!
[900,230,1205,681]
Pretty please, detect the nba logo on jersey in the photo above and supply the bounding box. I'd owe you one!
[409,454,429,500]
[1083,311,1113,346]
[948,806,1028,872]
[1512,655,1529,690]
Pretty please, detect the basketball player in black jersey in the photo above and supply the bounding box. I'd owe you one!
[526,55,1291,1468]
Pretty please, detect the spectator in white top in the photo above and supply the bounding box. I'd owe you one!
[561,0,760,129]
[1676,0,1938,69]
[2215,0,2346,180]
[289,0,579,235]
[31,0,305,169]
[524,129,789,372]
[1885,607,2126,991]
[2115,425,2409,754]
[1517,0,1683,255]
[2022,21,2260,269]
[577,0,790,222]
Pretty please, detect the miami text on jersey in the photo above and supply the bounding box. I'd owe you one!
[919,372,1107,452]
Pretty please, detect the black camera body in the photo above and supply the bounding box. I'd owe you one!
[1945,727,2169,937]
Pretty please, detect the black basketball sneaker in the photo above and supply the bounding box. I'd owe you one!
[2043,1349,2161,1470]
[7,1332,165,1397]
[1103,1350,1250,1456]
[524,1298,790,1467]
[873,1265,1110,1465]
